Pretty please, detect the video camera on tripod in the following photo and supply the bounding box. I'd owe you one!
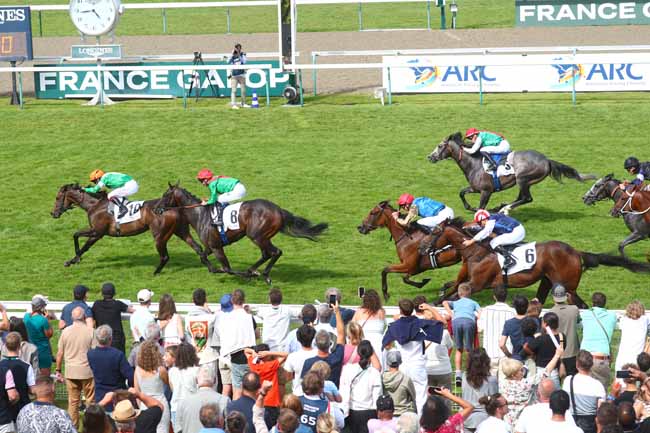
[187,50,219,101]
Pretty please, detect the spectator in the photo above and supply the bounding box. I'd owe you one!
[525,390,582,433]
[83,404,112,433]
[515,378,577,433]
[500,295,529,363]
[419,388,474,433]
[615,301,650,374]
[309,361,341,403]
[277,394,312,433]
[226,411,247,433]
[635,378,650,422]
[343,322,363,365]
[245,344,287,428]
[638,353,650,374]
[301,303,345,387]
[177,364,230,433]
[130,289,155,343]
[442,283,481,387]
[88,325,134,412]
[129,322,164,368]
[424,324,453,393]
[519,317,539,378]
[382,351,417,416]
[500,345,563,430]
[287,305,318,354]
[340,341,382,433]
[383,299,444,414]
[475,393,509,433]
[526,299,542,331]
[596,402,618,432]
[284,325,317,396]
[257,288,294,352]
[134,340,170,433]
[220,290,256,400]
[462,348,498,431]
[16,375,76,433]
[316,413,338,433]
[227,372,260,433]
[0,332,35,432]
[1,317,39,374]
[478,287,514,376]
[396,412,418,433]
[324,288,355,329]
[298,371,343,432]
[92,282,133,354]
[612,363,639,406]
[561,350,606,433]
[367,395,398,433]
[352,289,387,360]
[59,285,94,330]
[580,292,616,391]
[23,294,54,376]
[111,392,163,433]
[198,402,226,433]
[550,284,581,377]
[55,306,96,430]
[251,380,278,433]
[314,305,335,336]
[169,342,200,431]
[185,289,222,394]
[0,304,8,335]
[618,401,637,433]
[228,43,248,109]
[158,294,184,348]
[524,312,566,388]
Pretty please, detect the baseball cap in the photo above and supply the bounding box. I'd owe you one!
[73,284,89,299]
[31,294,48,310]
[377,394,395,412]
[552,284,567,303]
[137,289,154,303]
[386,350,402,368]
[220,294,233,313]
[101,282,116,297]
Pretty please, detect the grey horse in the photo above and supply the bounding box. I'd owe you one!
[428,132,596,213]
[583,174,650,260]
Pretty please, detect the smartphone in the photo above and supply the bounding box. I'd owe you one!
[358,286,365,298]
[427,386,442,395]
[616,370,632,379]
[328,294,337,306]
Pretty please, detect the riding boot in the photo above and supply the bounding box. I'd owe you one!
[418,225,434,235]
[494,245,516,270]
[482,152,498,171]
[215,202,225,230]
[111,197,128,219]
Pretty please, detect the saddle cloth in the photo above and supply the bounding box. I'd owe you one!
[111,200,144,224]
[497,241,537,275]
[483,152,515,177]
[210,202,243,231]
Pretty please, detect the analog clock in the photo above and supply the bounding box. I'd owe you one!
[69,0,120,37]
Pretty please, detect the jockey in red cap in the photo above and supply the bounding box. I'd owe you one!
[463,209,525,271]
[196,169,247,229]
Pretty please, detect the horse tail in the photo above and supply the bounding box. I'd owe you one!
[548,160,597,182]
[280,209,328,241]
[580,251,650,273]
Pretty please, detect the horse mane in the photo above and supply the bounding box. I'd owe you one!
[378,200,396,211]
[61,183,105,199]
[448,131,464,143]
[447,216,467,229]
[175,185,201,203]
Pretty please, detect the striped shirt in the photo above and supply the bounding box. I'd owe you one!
[478,302,514,359]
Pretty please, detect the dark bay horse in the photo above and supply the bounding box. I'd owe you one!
[159,184,328,284]
[357,201,463,301]
[51,184,216,274]
[428,132,595,214]
[429,218,650,308]
[583,174,650,260]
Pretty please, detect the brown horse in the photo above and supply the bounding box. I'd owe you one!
[159,184,328,284]
[429,218,650,308]
[51,184,216,274]
[611,188,650,225]
[357,201,463,301]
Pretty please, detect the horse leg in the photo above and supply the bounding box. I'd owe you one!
[212,247,235,274]
[499,178,534,215]
[477,190,493,211]
[381,263,413,301]
[65,229,99,266]
[619,231,647,259]
[175,226,218,273]
[459,187,478,211]
[152,226,176,275]
[261,244,283,286]
[402,275,431,289]
[535,277,553,305]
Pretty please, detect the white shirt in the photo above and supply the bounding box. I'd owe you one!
[396,340,426,368]
[161,313,183,347]
[425,329,453,376]
[525,418,583,433]
[479,302,515,359]
[168,366,199,412]
[615,315,650,371]
[130,305,154,341]
[515,402,576,433]
[561,373,605,416]
[284,348,317,396]
[339,363,382,417]
[258,305,294,351]
[476,416,511,433]
[218,308,256,357]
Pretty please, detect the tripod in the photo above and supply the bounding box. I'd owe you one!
[187,51,219,101]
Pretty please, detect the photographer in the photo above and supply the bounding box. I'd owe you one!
[229,43,248,109]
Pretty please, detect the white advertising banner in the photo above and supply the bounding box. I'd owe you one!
[382,53,650,93]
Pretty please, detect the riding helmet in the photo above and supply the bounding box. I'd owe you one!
[89,169,105,182]
[624,157,640,171]
[196,169,214,181]
[465,128,480,139]
[474,209,490,223]
[397,193,415,206]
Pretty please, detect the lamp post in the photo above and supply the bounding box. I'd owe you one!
[450,0,458,29]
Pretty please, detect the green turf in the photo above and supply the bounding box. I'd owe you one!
[1,0,513,37]
[0,92,648,308]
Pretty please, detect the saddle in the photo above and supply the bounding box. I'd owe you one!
[482,152,515,191]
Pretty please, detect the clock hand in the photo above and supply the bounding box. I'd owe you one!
[93,9,101,19]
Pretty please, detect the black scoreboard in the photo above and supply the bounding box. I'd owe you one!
[0,7,33,62]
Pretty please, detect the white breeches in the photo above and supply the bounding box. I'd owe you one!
[417,207,455,228]
[400,363,428,414]
[108,180,139,200]
[489,225,526,249]
[482,140,510,154]
[217,183,246,203]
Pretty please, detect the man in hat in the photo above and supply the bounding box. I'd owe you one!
[16,375,76,433]
[112,390,164,433]
[59,284,94,329]
[130,289,155,343]
[368,394,399,432]
[381,351,417,416]
[550,284,580,377]
[92,282,134,353]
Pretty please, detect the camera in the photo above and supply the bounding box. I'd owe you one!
[193,51,202,61]
[616,370,632,379]
[427,386,443,395]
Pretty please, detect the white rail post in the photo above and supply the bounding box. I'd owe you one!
[312,52,317,96]
[357,2,363,31]
[227,8,231,33]
[162,8,167,33]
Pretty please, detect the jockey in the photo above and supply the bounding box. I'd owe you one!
[196,168,247,228]
[394,193,454,234]
[464,128,511,171]
[463,209,526,271]
[84,170,138,219]
[620,156,650,191]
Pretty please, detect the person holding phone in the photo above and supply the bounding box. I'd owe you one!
[228,43,248,109]
[419,387,474,433]
[23,295,54,377]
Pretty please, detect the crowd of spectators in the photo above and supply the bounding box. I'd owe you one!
[0,282,649,433]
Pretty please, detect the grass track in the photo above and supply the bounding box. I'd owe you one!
[0,92,648,307]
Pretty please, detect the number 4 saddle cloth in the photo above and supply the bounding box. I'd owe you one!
[497,242,537,275]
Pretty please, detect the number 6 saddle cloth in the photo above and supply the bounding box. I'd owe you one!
[497,242,537,275]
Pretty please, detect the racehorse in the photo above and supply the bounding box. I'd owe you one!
[583,174,650,260]
[159,183,328,284]
[610,187,650,262]
[428,218,650,308]
[428,132,595,214]
[51,183,216,274]
[357,201,463,301]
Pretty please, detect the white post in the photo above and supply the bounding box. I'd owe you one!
[290,0,297,68]
[277,0,283,67]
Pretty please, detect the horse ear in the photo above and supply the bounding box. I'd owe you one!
[605,173,614,179]
[168,182,173,188]
[378,200,390,208]
[175,180,180,187]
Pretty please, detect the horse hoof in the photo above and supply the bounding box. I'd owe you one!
[247,270,261,278]
[64,261,71,267]
[265,276,272,285]
[422,278,431,286]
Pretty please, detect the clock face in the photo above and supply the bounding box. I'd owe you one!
[69,0,119,36]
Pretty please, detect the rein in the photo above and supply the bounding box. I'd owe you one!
[619,193,650,216]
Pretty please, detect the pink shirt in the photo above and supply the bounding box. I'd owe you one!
[420,413,464,433]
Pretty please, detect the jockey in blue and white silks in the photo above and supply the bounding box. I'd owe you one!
[463,209,526,270]
[394,193,455,234]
